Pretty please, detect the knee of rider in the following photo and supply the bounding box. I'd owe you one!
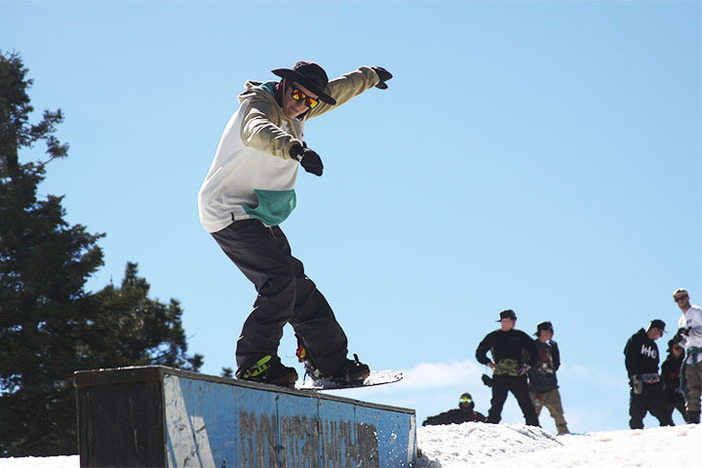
[263,273,296,294]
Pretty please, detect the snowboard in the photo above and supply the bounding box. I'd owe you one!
[295,370,403,391]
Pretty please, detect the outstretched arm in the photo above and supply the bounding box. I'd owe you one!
[240,99,302,159]
[306,66,392,119]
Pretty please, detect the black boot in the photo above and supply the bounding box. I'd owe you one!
[557,424,570,435]
[297,341,370,384]
[687,410,700,424]
[328,354,370,383]
[236,355,298,386]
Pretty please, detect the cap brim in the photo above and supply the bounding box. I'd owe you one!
[271,68,337,105]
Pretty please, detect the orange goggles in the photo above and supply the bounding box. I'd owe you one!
[291,88,320,109]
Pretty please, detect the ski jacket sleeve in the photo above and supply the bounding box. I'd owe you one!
[475,333,494,365]
[237,67,379,159]
[422,409,468,426]
[239,95,303,160]
[551,341,561,371]
[305,66,381,119]
[422,411,446,426]
[624,328,659,377]
[680,306,702,352]
[624,335,635,376]
[522,331,539,367]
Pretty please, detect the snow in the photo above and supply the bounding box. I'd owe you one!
[415,423,702,467]
[0,456,76,468]
[2,423,700,467]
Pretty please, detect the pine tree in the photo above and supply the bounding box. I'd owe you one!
[0,49,104,457]
[78,262,203,372]
[0,51,202,457]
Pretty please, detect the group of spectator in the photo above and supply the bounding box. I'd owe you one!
[423,310,569,435]
[624,288,702,428]
[423,287,702,434]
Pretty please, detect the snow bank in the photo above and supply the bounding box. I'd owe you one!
[1,424,701,467]
[416,423,562,467]
[416,422,702,467]
[0,456,77,468]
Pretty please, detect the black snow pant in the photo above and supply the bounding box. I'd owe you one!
[487,375,540,426]
[664,392,688,423]
[629,382,674,429]
[211,219,348,376]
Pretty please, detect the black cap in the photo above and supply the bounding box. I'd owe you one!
[496,309,517,322]
[271,61,337,105]
[534,321,553,336]
[647,319,666,334]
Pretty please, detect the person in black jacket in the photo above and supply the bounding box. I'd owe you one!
[527,321,570,434]
[623,319,674,429]
[476,309,540,426]
[422,392,487,426]
[661,336,688,423]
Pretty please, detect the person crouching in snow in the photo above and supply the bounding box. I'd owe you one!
[198,61,392,386]
[422,392,486,426]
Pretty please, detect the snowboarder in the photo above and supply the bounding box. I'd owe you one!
[623,319,673,429]
[673,288,702,423]
[527,321,570,434]
[661,335,687,423]
[197,61,392,386]
[422,392,486,426]
[475,309,540,426]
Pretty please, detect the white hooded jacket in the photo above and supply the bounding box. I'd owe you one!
[679,304,702,365]
[198,67,380,232]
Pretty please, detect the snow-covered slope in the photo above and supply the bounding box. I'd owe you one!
[1,424,700,467]
[417,423,702,467]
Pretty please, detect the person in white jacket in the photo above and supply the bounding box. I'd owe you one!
[673,288,702,423]
[198,61,392,386]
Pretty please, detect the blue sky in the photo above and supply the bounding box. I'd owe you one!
[4,0,700,433]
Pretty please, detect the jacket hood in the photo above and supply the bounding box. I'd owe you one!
[238,80,276,104]
[238,80,310,120]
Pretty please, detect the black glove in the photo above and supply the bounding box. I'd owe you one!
[290,144,323,176]
[371,66,393,89]
[678,327,691,337]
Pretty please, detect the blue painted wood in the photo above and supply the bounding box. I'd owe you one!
[76,366,416,468]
